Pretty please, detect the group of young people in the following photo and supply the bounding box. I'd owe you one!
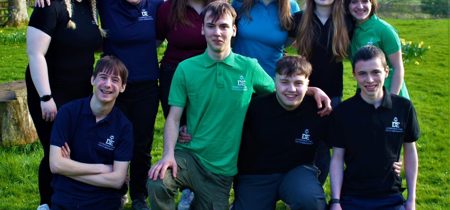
[25,0,419,209]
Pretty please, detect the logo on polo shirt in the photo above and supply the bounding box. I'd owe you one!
[98,135,116,151]
[141,9,148,17]
[367,38,374,45]
[232,75,248,91]
[385,117,404,133]
[295,129,313,145]
[138,9,154,21]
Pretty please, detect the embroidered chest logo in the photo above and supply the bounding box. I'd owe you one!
[367,38,374,45]
[232,75,248,91]
[106,135,115,146]
[295,129,313,145]
[98,135,116,151]
[138,9,154,21]
[385,117,404,133]
[141,9,148,17]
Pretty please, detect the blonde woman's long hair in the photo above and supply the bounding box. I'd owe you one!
[64,0,106,36]
[294,0,349,61]
[238,0,294,31]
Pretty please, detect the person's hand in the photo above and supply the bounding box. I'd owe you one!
[309,87,332,117]
[178,125,192,143]
[404,198,415,210]
[35,0,51,8]
[393,161,402,176]
[40,99,57,122]
[329,203,342,210]
[61,142,71,159]
[148,154,177,180]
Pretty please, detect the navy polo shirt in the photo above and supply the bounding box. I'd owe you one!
[50,97,133,207]
[98,0,163,83]
[329,88,420,197]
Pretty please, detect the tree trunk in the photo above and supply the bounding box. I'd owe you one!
[0,80,38,146]
[6,0,28,27]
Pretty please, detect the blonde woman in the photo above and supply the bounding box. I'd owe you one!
[27,1,102,209]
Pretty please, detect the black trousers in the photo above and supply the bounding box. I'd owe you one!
[26,71,92,206]
[115,80,159,201]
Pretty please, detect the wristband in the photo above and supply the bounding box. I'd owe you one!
[329,198,340,205]
[40,95,52,102]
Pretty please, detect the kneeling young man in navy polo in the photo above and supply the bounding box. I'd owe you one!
[49,56,133,210]
[233,55,328,210]
[329,45,419,210]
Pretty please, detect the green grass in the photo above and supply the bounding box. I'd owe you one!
[0,18,449,209]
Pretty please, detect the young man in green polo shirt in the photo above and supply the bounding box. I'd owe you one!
[146,2,332,210]
[147,2,274,209]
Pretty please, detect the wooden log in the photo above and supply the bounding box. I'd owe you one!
[0,80,38,146]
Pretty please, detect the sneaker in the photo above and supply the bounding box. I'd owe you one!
[132,199,150,210]
[37,204,50,210]
[177,189,194,210]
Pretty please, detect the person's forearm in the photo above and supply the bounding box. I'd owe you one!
[68,169,126,189]
[50,146,111,176]
[50,158,110,176]
[28,54,51,96]
[404,142,418,201]
[330,148,345,199]
[388,51,405,95]
[162,117,180,157]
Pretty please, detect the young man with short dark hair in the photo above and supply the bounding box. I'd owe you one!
[329,45,419,210]
[49,56,133,210]
[146,2,275,209]
[234,55,327,210]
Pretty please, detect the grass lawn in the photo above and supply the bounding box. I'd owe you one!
[0,18,449,209]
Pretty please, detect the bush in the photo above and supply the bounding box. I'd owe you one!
[420,0,449,18]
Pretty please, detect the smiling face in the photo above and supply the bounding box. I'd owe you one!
[348,0,372,23]
[275,73,309,111]
[202,11,236,56]
[91,72,126,104]
[353,57,388,102]
[314,0,335,7]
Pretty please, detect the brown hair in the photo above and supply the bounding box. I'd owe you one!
[276,55,312,78]
[93,55,129,85]
[238,0,294,30]
[294,0,349,61]
[168,0,215,27]
[201,1,237,24]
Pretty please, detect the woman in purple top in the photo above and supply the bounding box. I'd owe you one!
[157,0,214,117]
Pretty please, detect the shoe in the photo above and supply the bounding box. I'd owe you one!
[37,204,50,210]
[177,189,194,210]
[132,199,150,210]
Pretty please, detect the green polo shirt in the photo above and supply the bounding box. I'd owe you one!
[169,51,275,176]
[351,15,409,99]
